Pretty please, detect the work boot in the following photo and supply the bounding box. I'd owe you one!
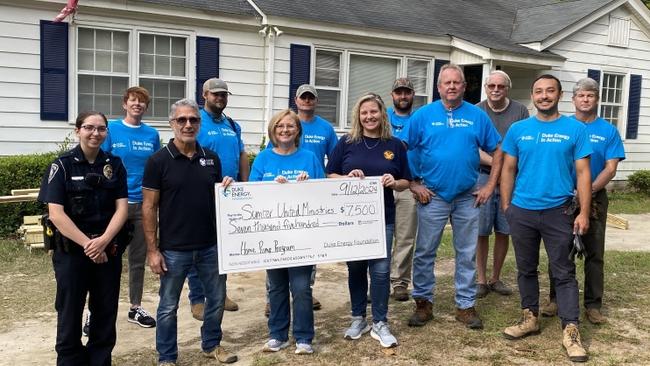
[585,308,607,324]
[392,286,409,301]
[203,345,238,364]
[540,299,557,317]
[407,298,433,327]
[503,309,540,339]
[563,323,588,362]
[476,283,490,298]
[455,307,483,330]
[191,302,204,321]
[224,295,239,312]
[312,296,322,310]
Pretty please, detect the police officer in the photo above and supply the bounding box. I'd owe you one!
[39,111,128,366]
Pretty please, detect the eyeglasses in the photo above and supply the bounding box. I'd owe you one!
[80,125,108,133]
[173,117,200,125]
[275,124,298,130]
[486,84,507,90]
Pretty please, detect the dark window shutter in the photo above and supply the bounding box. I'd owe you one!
[587,69,600,84]
[626,74,642,140]
[289,44,311,110]
[196,36,219,106]
[40,20,68,121]
[432,59,449,101]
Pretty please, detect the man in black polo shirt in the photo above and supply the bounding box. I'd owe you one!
[142,98,237,365]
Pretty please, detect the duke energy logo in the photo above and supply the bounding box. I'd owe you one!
[223,185,252,200]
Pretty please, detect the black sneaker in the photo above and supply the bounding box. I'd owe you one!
[128,306,156,328]
[82,313,90,337]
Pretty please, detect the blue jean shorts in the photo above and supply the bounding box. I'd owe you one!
[477,172,509,236]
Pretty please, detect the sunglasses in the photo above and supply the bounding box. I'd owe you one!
[173,117,200,125]
[486,84,507,90]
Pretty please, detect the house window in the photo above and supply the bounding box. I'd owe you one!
[608,16,630,47]
[77,28,130,117]
[314,49,431,129]
[76,27,188,120]
[600,73,625,128]
[407,59,429,109]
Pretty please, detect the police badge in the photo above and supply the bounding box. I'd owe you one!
[103,164,113,179]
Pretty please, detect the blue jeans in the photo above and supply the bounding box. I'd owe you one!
[187,267,204,305]
[156,246,226,363]
[267,265,314,344]
[347,224,394,323]
[412,190,479,309]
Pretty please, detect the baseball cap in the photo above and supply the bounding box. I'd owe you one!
[392,78,414,91]
[203,78,232,94]
[296,84,318,98]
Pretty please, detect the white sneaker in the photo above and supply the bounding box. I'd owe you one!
[263,339,289,352]
[370,321,398,348]
[294,342,314,354]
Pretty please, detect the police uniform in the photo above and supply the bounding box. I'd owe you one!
[38,145,127,366]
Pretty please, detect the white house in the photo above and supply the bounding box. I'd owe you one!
[1,0,649,180]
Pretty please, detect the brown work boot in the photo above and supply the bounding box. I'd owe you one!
[191,302,204,321]
[203,345,238,364]
[503,309,540,339]
[408,298,433,327]
[392,286,409,302]
[224,295,239,312]
[563,323,588,362]
[585,308,607,324]
[455,307,483,330]
[540,299,558,317]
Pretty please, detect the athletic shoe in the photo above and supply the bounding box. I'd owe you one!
[263,339,290,352]
[344,316,370,340]
[294,343,314,354]
[370,321,398,348]
[82,313,90,337]
[128,306,156,328]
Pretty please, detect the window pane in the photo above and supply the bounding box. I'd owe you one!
[111,96,123,116]
[78,94,93,112]
[113,52,128,73]
[112,77,128,94]
[95,95,110,115]
[315,89,339,126]
[141,78,186,120]
[171,57,185,77]
[413,95,427,110]
[155,35,171,55]
[155,55,170,76]
[407,59,429,94]
[316,50,340,87]
[152,99,169,118]
[169,81,185,99]
[95,76,110,94]
[78,75,93,94]
[78,28,94,49]
[347,54,398,126]
[113,32,129,52]
[140,34,154,54]
[140,54,154,74]
[95,30,111,50]
[78,76,127,119]
[78,50,94,71]
[171,37,185,56]
[95,50,111,72]
[154,80,169,97]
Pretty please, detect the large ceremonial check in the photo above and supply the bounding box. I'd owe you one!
[215,177,386,273]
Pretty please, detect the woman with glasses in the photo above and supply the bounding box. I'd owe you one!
[326,94,411,348]
[38,111,128,365]
[250,109,324,355]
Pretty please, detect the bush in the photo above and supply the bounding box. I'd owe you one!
[628,170,650,195]
[0,153,56,237]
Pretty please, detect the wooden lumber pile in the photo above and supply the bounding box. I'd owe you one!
[18,215,45,250]
[607,213,629,230]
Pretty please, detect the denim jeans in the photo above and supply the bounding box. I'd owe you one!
[411,190,479,309]
[156,246,226,363]
[267,265,314,344]
[186,266,205,305]
[347,224,394,323]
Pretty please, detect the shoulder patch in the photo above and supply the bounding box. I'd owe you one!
[383,150,395,160]
[47,163,59,184]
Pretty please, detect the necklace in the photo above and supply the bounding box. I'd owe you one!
[362,136,380,150]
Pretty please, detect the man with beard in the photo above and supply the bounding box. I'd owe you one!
[406,64,502,330]
[475,71,529,298]
[501,74,591,362]
[387,78,419,302]
[189,78,245,319]
[540,77,625,325]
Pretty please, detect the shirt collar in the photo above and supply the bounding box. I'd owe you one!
[165,138,206,160]
[71,144,109,164]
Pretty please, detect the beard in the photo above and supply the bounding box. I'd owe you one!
[393,99,413,114]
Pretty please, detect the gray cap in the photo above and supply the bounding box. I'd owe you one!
[203,78,232,94]
[296,84,318,98]
[392,77,414,91]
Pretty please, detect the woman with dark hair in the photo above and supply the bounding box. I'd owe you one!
[326,94,411,348]
[251,109,324,355]
[38,111,128,365]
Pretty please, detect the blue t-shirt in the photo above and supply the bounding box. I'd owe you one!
[101,119,160,203]
[266,115,338,169]
[406,100,501,202]
[250,148,325,182]
[502,115,593,210]
[326,135,411,225]
[196,108,245,179]
[388,107,420,178]
[571,116,625,182]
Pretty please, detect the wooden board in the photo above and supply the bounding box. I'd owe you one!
[11,188,39,195]
[0,193,38,203]
[607,213,629,230]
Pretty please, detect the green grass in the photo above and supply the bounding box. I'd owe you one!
[608,191,650,214]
